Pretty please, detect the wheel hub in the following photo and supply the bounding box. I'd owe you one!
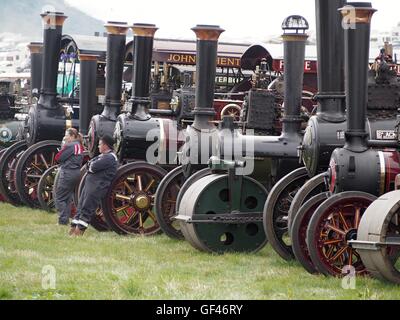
[346,228,358,242]
[133,193,151,210]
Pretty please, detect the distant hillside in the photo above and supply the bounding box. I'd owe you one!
[0,0,104,40]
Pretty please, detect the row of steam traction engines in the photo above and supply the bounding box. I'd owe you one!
[1,1,399,285]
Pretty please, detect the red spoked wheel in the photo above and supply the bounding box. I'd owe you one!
[77,167,110,232]
[307,191,377,277]
[154,166,185,239]
[0,141,27,205]
[102,162,168,236]
[15,140,61,208]
[291,192,329,274]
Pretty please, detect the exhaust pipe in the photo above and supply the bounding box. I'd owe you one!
[281,16,309,136]
[315,0,346,121]
[27,42,43,98]
[340,2,376,152]
[78,54,98,135]
[38,12,67,109]
[192,25,225,129]
[101,22,129,121]
[130,23,158,120]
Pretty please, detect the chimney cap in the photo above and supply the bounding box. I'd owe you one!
[104,22,129,35]
[339,2,377,24]
[281,15,309,34]
[27,42,43,53]
[131,23,158,38]
[191,25,225,41]
[41,11,67,27]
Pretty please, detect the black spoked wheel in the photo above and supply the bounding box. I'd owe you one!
[154,166,185,239]
[291,192,329,274]
[263,167,308,261]
[288,171,328,233]
[0,141,28,205]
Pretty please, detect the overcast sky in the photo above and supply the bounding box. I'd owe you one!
[65,0,399,42]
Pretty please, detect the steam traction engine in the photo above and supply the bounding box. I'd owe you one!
[0,41,43,205]
[153,23,295,241]
[302,3,400,277]
[100,23,180,236]
[167,17,310,253]
[263,0,400,270]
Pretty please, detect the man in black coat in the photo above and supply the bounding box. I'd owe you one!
[70,135,118,236]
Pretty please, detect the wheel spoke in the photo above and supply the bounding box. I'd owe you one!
[323,239,342,246]
[137,175,143,191]
[144,179,156,193]
[124,181,134,194]
[348,247,353,266]
[115,193,131,201]
[146,210,157,223]
[31,162,43,173]
[354,207,361,229]
[39,154,49,170]
[329,246,347,262]
[116,204,131,213]
[139,211,144,228]
[26,174,42,179]
[338,211,350,231]
[326,224,346,236]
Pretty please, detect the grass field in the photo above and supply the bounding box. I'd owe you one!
[0,203,399,300]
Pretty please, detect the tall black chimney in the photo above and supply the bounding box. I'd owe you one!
[192,25,225,129]
[101,22,129,121]
[38,12,67,109]
[130,23,158,120]
[27,42,43,98]
[315,0,346,121]
[281,16,309,136]
[340,2,376,151]
[78,54,98,135]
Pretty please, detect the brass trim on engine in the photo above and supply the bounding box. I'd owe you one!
[191,25,225,41]
[41,12,68,26]
[131,24,158,38]
[104,23,129,35]
[281,34,309,42]
[339,6,377,24]
[27,43,43,54]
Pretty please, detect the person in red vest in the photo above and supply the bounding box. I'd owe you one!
[54,128,84,225]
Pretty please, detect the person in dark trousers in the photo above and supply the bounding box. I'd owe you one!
[54,128,84,225]
[70,135,118,236]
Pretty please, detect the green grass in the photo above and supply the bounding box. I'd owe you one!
[0,203,399,300]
